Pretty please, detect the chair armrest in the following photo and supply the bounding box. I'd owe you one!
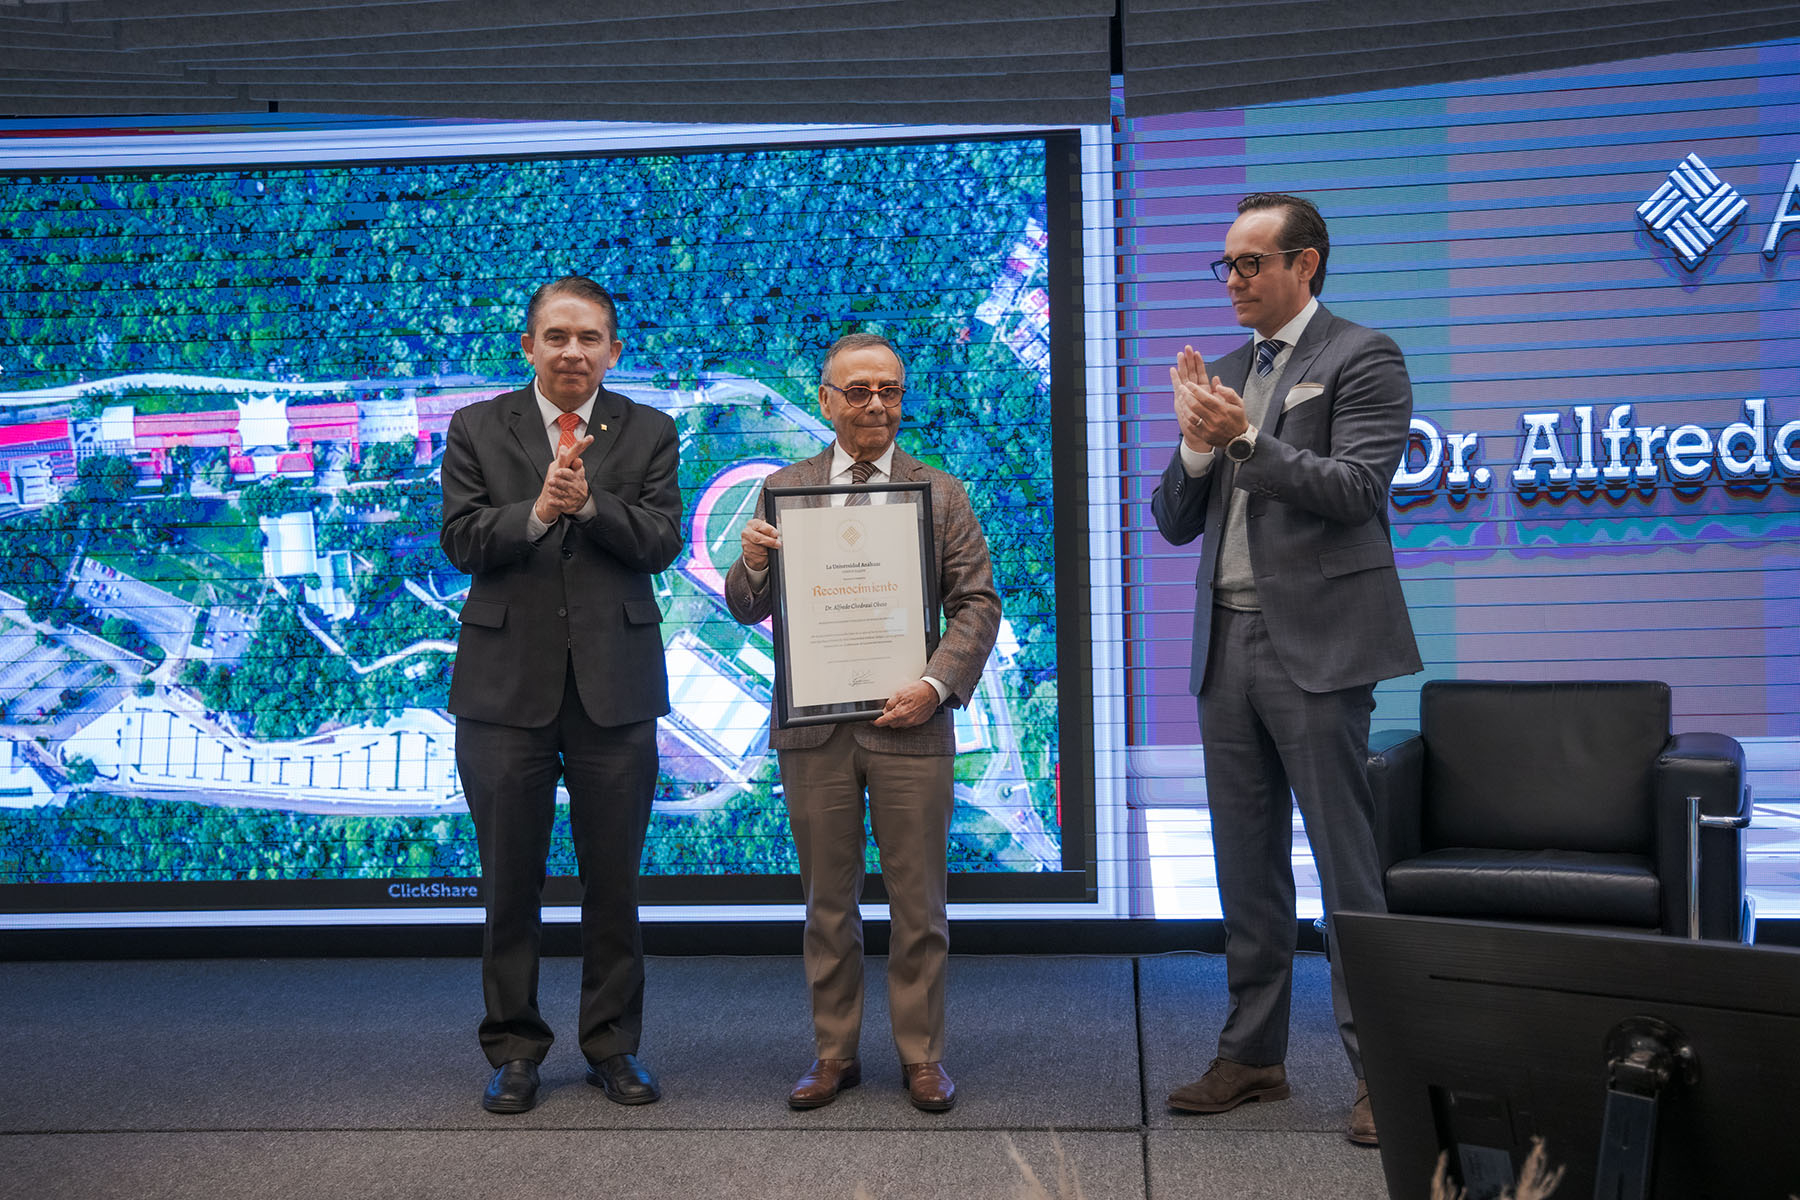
[1660,732,1750,820]
[1368,729,1424,871]
[1654,732,1749,939]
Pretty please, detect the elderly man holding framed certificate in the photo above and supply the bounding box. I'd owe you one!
[724,331,1000,1113]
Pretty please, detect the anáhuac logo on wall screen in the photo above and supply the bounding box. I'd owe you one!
[1637,152,1800,269]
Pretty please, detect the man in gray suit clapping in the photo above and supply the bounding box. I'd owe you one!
[1151,193,1422,1147]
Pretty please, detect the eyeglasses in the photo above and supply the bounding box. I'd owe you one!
[825,382,905,408]
[1209,248,1308,283]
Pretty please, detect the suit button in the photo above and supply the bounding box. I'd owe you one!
[561,547,574,559]
[557,607,567,618]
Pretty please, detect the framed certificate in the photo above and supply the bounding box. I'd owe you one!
[765,481,938,727]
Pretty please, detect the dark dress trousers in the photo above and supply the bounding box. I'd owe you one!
[441,382,682,1068]
[1150,304,1421,1073]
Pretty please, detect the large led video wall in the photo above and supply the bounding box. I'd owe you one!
[0,123,1093,916]
[1120,38,1800,919]
[6,33,1798,932]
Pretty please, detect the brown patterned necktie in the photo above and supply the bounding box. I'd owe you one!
[844,459,875,505]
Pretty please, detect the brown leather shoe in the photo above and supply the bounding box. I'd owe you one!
[901,1061,956,1112]
[1347,1078,1378,1146]
[1167,1056,1290,1113]
[788,1058,860,1109]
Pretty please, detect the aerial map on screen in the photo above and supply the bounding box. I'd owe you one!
[0,134,1065,897]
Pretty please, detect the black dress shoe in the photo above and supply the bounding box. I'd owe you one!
[587,1052,660,1105]
[482,1058,540,1114]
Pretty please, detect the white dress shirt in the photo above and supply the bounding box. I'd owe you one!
[826,440,898,500]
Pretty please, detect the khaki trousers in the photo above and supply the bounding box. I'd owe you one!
[778,722,954,1064]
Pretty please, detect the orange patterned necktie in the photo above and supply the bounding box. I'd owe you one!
[557,412,580,453]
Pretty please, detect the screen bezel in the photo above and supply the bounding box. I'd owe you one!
[0,119,1107,921]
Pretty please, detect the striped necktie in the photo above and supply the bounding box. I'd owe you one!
[844,459,876,505]
[1255,339,1285,378]
[556,411,580,452]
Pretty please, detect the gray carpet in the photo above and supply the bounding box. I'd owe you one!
[1149,1131,1388,1199]
[0,950,1386,1198]
[2,1131,1151,1200]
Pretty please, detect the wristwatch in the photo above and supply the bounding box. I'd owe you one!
[1225,424,1258,463]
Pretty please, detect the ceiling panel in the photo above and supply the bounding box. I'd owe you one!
[3,1,1797,124]
[0,0,1114,121]
[1124,0,1800,115]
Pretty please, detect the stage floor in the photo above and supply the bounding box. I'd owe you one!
[0,951,1388,1199]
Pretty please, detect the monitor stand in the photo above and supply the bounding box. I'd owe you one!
[1594,1017,1696,1200]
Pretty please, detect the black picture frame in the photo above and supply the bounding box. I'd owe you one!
[764,480,938,728]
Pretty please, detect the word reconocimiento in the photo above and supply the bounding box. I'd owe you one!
[811,582,900,596]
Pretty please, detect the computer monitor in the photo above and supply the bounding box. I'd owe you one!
[1335,912,1800,1200]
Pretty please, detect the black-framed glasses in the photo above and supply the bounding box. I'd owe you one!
[1209,248,1308,282]
[825,382,905,408]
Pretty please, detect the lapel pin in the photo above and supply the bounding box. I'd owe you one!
[599,423,608,431]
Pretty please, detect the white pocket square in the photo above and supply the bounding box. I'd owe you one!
[1282,384,1324,411]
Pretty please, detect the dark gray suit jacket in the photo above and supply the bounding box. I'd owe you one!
[723,446,1001,756]
[440,383,683,729]
[1150,304,1422,694]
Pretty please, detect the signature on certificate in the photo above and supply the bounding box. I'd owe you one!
[849,669,875,687]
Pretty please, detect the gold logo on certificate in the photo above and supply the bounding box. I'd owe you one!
[765,481,936,725]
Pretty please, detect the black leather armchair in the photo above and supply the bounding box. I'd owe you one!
[1369,680,1753,941]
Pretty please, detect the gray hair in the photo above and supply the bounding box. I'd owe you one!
[819,332,906,386]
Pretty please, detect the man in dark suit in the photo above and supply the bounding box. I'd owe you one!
[1150,194,1421,1146]
[724,332,1000,1113]
[440,275,682,1114]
